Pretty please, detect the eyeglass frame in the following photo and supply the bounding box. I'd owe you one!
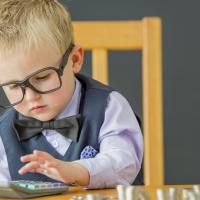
[0,43,75,108]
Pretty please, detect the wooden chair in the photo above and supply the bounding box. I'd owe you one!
[73,17,164,185]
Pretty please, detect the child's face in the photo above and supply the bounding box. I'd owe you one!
[0,44,83,121]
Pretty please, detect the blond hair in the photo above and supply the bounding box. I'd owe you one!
[0,0,74,55]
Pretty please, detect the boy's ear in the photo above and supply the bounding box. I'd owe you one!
[71,45,84,74]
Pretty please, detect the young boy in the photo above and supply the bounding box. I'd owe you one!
[0,0,143,188]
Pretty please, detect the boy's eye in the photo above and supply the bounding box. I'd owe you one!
[35,74,50,80]
[8,84,20,90]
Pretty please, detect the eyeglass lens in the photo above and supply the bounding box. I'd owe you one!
[0,68,61,108]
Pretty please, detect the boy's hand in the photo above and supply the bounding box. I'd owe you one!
[19,150,89,186]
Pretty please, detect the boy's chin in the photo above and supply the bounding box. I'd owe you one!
[30,113,57,122]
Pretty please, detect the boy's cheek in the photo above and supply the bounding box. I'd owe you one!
[14,103,26,115]
[48,86,72,106]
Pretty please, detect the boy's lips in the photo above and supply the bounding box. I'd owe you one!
[30,105,47,112]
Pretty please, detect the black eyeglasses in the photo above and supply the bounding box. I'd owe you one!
[0,43,74,108]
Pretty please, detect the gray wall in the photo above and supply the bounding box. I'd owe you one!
[0,0,199,184]
[61,0,200,184]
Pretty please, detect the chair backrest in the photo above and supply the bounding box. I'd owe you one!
[73,17,164,185]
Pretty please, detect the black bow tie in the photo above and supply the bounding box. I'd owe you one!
[13,115,82,142]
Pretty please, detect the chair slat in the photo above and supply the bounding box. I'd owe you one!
[142,18,164,185]
[73,21,142,50]
[92,49,108,85]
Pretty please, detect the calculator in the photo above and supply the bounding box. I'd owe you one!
[0,180,69,198]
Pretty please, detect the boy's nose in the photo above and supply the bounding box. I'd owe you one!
[24,87,41,101]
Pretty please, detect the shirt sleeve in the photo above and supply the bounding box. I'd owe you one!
[75,91,143,189]
[0,137,11,181]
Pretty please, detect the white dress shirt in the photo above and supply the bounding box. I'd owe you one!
[0,78,143,189]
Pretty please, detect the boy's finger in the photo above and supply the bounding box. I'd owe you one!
[35,168,48,175]
[20,154,34,162]
[36,166,61,181]
[33,150,53,160]
[45,161,58,168]
[18,161,40,175]
[20,154,43,163]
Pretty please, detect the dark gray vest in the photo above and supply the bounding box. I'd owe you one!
[0,74,143,184]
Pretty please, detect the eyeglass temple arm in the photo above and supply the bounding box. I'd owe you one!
[59,43,75,74]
